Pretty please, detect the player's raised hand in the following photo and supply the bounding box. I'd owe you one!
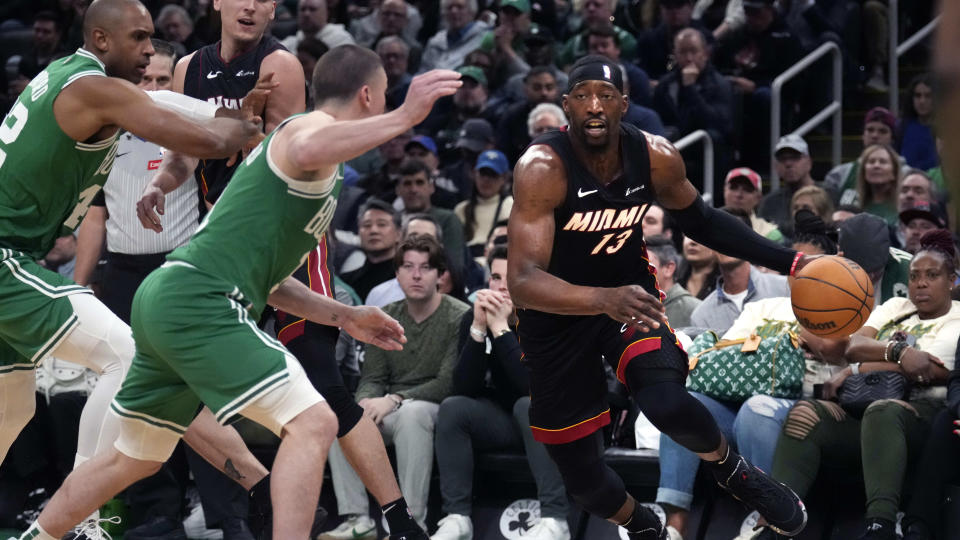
[343,305,407,351]
[600,284,667,333]
[242,72,277,121]
[398,69,463,125]
[136,184,166,233]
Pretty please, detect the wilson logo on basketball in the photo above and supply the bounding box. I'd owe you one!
[798,318,836,330]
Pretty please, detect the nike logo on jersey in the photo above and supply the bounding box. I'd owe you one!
[207,70,222,79]
[625,186,643,196]
[115,152,130,159]
[578,188,598,198]
[235,70,255,77]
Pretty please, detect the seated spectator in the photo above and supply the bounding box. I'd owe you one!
[898,200,948,255]
[17,11,67,78]
[403,136,462,210]
[395,158,466,270]
[899,73,938,171]
[351,0,423,57]
[838,212,912,304]
[653,27,733,145]
[296,38,330,103]
[420,67,494,161]
[693,0,744,39]
[843,144,903,225]
[789,185,834,231]
[677,236,720,300]
[440,119,497,207]
[526,102,566,139]
[455,150,514,263]
[366,213,444,307]
[326,236,470,535]
[431,246,571,540]
[487,25,568,115]
[282,0,355,53]
[154,5,204,56]
[496,66,559,163]
[556,0,637,69]
[586,23,650,107]
[419,0,491,73]
[641,204,679,244]
[722,168,782,242]
[713,0,803,170]
[689,208,789,334]
[766,231,960,540]
[832,203,862,224]
[341,199,402,300]
[617,64,666,136]
[825,107,908,201]
[646,235,701,328]
[898,169,937,214]
[377,36,413,111]
[356,130,413,206]
[658,210,841,539]
[476,0,535,88]
[639,0,711,80]
[758,134,829,230]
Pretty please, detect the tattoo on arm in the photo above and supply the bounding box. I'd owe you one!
[224,459,246,482]
[331,313,339,322]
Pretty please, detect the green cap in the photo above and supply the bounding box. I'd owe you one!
[456,65,488,88]
[500,0,531,13]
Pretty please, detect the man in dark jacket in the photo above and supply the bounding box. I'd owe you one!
[638,0,711,80]
[431,246,571,540]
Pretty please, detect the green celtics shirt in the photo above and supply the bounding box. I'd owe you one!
[0,48,119,259]
[169,117,343,316]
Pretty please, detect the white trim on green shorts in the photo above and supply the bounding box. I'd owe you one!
[2,256,90,298]
[110,400,189,435]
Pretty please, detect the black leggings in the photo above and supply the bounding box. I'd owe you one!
[285,321,364,439]
[546,351,722,519]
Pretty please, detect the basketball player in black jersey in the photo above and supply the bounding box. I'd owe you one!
[508,55,813,539]
[143,2,429,536]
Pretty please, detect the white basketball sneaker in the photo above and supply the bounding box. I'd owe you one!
[429,514,473,540]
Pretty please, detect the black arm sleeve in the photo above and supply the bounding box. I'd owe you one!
[453,311,490,397]
[667,196,797,274]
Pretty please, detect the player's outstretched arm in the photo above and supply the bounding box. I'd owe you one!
[74,205,106,286]
[268,277,407,351]
[281,70,461,175]
[646,133,804,274]
[507,145,666,330]
[56,76,261,159]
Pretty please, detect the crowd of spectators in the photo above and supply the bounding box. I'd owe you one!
[0,1,954,540]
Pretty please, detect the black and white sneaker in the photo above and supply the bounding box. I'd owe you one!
[715,456,807,537]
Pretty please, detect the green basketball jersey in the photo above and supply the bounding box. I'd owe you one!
[169,118,343,316]
[0,48,120,259]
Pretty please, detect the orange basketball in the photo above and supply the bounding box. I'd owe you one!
[791,256,875,338]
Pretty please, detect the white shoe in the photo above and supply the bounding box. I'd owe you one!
[430,514,472,540]
[666,525,684,540]
[524,517,570,540]
[318,515,378,540]
[64,516,122,540]
[732,511,763,540]
[182,503,223,540]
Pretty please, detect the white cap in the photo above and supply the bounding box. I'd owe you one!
[774,133,809,156]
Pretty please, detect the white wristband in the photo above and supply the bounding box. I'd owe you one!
[850,363,861,375]
[469,326,486,340]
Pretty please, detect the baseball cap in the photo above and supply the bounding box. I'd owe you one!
[456,119,495,152]
[500,0,530,13]
[863,107,897,131]
[475,150,509,175]
[899,200,948,229]
[404,135,437,155]
[524,23,554,45]
[774,134,809,157]
[456,65,488,88]
[838,213,891,273]
[724,167,762,191]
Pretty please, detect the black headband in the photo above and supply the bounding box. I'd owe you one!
[566,60,624,93]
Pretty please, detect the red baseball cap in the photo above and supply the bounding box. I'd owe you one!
[724,167,762,191]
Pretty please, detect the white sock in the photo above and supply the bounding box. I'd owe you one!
[20,521,57,540]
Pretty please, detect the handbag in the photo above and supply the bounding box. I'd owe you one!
[837,371,909,418]
[686,330,805,402]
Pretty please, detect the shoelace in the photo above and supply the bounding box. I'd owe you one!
[67,516,122,540]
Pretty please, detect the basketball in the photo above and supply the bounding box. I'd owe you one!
[791,256,875,338]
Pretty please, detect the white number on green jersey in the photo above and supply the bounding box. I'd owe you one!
[63,184,103,230]
[0,101,28,169]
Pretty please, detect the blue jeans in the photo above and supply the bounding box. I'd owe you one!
[656,392,794,510]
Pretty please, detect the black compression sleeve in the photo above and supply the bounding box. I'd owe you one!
[667,196,797,274]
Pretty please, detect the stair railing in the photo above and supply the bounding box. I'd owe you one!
[888,1,941,113]
[674,129,714,204]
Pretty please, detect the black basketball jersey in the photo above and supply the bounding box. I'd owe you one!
[517,124,664,327]
[183,36,286,204]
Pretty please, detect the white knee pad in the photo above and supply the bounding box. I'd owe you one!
[113,412,183,463]
[240,354,324,437]
[0,370,37,463]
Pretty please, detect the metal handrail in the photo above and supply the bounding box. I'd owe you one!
[673,129,714,204]
[770,41,842,189]
[888,0,941,112]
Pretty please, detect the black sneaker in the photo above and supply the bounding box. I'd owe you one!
[125,516,188,540]
[856,518,897,540]
[715,456,807,537]
[624,504,667,539]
